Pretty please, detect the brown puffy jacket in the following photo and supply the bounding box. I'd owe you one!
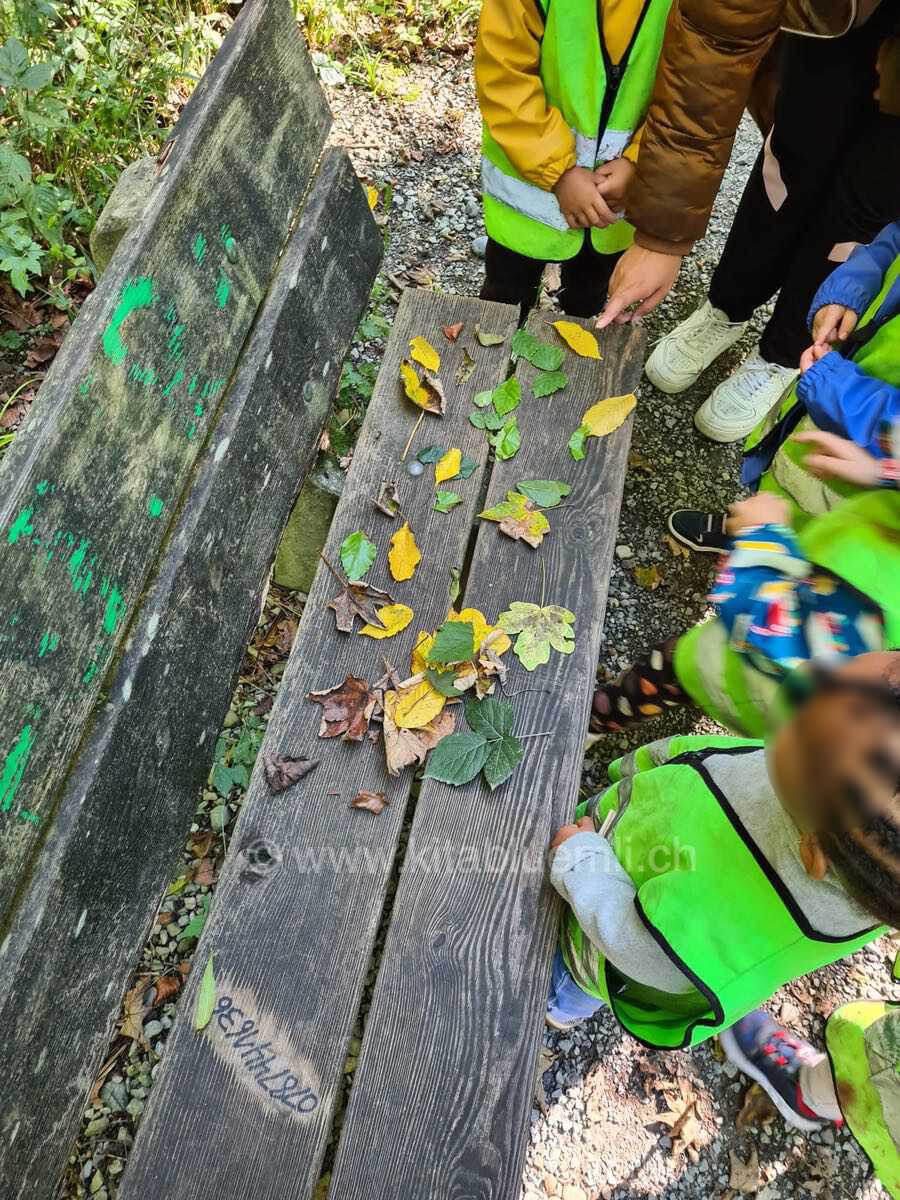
[627,0,886,256]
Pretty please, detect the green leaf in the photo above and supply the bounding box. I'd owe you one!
[457,455,478,479]
[469,407,506,431]
[423,732,490,786]
[568,424,588,460]
[465,696,514,739]
[497,601,576,670]
[483,734,525,790]
[434,490,462,513]
[532,369,568,398]
[479,492,528,522]
[426,667,465,697]
[472,389,493,408]
[178,894,211,943]
[193,954,216,1031]
[20,60,55,91]
[340,530,376,581]
[475,324,506,346]
[511,328,564,371]
[492,376,521,417]
[428,619,475,665]
[417,444,446,464]
[492,419,520,461]
[448,566,461,605]
[0,38,29,87]
[517,479,571,508]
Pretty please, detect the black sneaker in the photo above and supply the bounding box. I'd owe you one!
[720,1010,829,1133]
[667,509,730,554]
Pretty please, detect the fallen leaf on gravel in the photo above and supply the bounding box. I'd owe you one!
[407,265,434,287]
[263,753,319,792]
[389,521,421,581]
[193,955,216,1032]
[728,1148,760,1194]
[359,603,414,639]
[498,601,576,670]
[736,1083,778,1129]
[634,564,663,590]
[307,675,379,740]
[647,1097,701,1157]
[552,319,601,359]
[121,980,152,1047]
[435,447,461,484]
[327,575,394,633]
[665,534,690,559]
[189,857,217,886]
[383,690,455,775]
[628,448,653,472]
[393,678,446,729]
[442,322,463,342]
[455,348,476,384]
[190,830,214,858]
[154,974,183,1005]
[351,790,389,814]
[475,324,505,346]
[366,185,378,209]
[409,335,440,372]
[374,480,401,518]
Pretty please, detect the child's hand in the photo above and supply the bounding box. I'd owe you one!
[792,429,881,487]
[799,342,834,373]
[593,158,635,216]
[726,492,791,535]
[811,303,858,347]
[553,166,617,230]
[549,815,594,853]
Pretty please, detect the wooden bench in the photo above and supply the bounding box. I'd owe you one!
[0,2,382,1195]
[118,293,643,1199]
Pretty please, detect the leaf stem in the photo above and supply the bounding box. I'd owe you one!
[401,411,425,461]
[539,557,546,608]
[517,730,553,740]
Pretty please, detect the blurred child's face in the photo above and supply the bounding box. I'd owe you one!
[770,653,900,873]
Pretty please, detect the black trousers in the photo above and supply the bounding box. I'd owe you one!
[709,8,900,367]
[480,235,622,321]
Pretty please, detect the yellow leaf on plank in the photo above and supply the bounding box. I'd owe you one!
[389,521,421,581]
[409,335,441,373]
[358,603,414,639]
[393,679,446,729]
[447,607,511,656]
[366,185,378,209]
[399,359,445,415]
[435,448,461,485]
[553,320,601,359]
[582,392,637,437]
[412,630,434,673]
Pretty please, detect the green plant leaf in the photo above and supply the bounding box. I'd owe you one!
[423,732,490,785]
[464,696,514,739]
[434,490,462,513]
[483,734,525,791]
[517,479,571,508]
[497,601,576,670]
[340,530,377,581]
[428,618,475,665]
[417,444,446,464]
[178,894,211,943]
[492,376,521,416]
[457,455,478,479]
[492,419,520,461]
[0,38,29,86]
[193,954,216,1031]
[426,667,465,697]
[472,389,493,408]
[20,60,55,91]
[469,407,506,431]
[475,324,506,346]
[568,424,588,460]
[511,328,564,371]
[531,369,568,398]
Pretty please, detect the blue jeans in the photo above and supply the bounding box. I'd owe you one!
[546,948,605,1026]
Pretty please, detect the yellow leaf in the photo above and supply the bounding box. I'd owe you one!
[447,608,511,656]
[553,320,601,359]
[412,631,434,673]
[409,335,441,373]
[393,679,446,729]
[389,522,421,581]
[581,392,637,438]
[435,448,461,485]
[358,603,414,639]
[366,185,378,210]
[399,359,445,415]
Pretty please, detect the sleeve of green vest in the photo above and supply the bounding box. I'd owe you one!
[475,0,577,190]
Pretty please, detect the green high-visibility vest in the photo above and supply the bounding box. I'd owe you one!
[747,251,900,523]
[481,0,672,261]
[561,741,882,1049]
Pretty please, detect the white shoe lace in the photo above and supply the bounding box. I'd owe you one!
[656,305,742,369]
[715,356,795,414]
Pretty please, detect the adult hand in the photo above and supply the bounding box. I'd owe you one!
[553,166,617,230]
[799,342,834,373]
[549,815,594,853]
[811,303,858,347]
[792,429,881,487]
[593,158,635,216]
[725,492,790,535]
[595,245,682,327]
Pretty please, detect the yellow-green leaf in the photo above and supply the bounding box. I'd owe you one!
[582,393,636,437]
[193,954,216,1031]
[409,335,441,373]
[366,185,378,210]
[552,320,601,359]
[358,603,414,639]
[435,447,462,485]
[399,359,445,415]
[388,521,421,581]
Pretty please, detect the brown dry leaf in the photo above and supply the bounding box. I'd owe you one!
[327,576,394,633]
[665,534,690,560]
[736,1083,778,1130]
[158,910,175,926]
[729,1148,761,1194]
[634,564,663,590]
[264,753,319,792]
[373,658,403,694]
[154,973,183,1005]
[120,979,152,1047]
[307,676,378,741]
[190,857,217,887]
[24,334,62,368]
[189,830,214,858]
[407,265,435,287]
[442,322,464,342]
[383,692,455,775]
[628,448,653,473]
[350,790,389,815]
[374,480,401,518]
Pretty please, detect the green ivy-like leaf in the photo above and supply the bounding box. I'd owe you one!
[483,734,525,791]
[511,328,564,371]
[492,376,521,417]
[532,370,568,398]
[568,424,589,460]
[517,479,571,508]
[465,696,514,739]
[417,444,446,464]
[434,490,462,513]
[470,407,507,431]
[423,732,491,785]
[428,619,475,665]
[340,530,377,581]
[492,419,521,461]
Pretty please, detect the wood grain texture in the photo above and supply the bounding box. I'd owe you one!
[0,150,381,1200]
[118,291,519,1200]
[0,0,330,917]
[327,312,644,1200]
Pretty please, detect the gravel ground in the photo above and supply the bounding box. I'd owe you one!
[59,46,897,1200]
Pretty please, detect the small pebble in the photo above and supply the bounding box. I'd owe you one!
[406,460,425,476]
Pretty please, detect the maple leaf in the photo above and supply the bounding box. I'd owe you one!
[389,522,421,581]
[351,790,389,815]
[552,319,601,359]
[383,692,455,776]
[409,335,440,372]
[307,675,379,741]
[498,602,576,670]
[358,603,414,640]
[480,491,549,548]
[263,753,319,792]
[374,480,401,518]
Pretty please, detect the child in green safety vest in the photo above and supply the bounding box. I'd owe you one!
[547,652,900,1084]
[475,0,672,319]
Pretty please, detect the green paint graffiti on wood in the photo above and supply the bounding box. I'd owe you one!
[102,276,156,365]
[1,723,36,813]
[38,631,60,658]
[148,495,165,518]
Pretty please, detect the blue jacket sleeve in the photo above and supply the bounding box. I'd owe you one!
[807,222,900,329]
[796,351,900,457]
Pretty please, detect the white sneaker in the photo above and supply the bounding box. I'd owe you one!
[693,352,799,443]
[644,300,748,394]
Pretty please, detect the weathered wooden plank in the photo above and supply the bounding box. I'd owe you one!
[0,150,381,1200]
[118,292,519,1200]
[0,0,330,919]
[327,313,645,1200]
